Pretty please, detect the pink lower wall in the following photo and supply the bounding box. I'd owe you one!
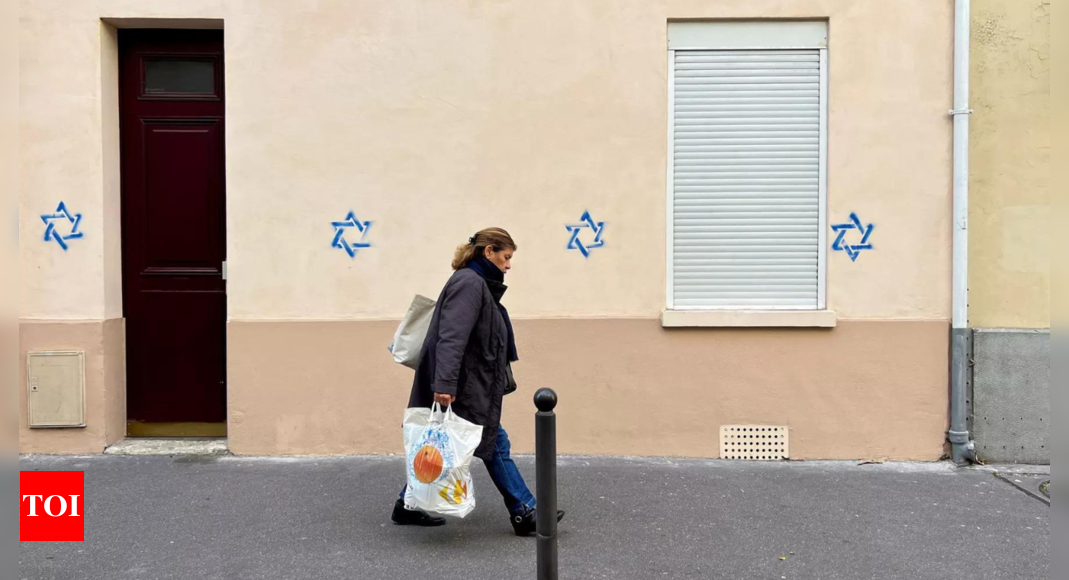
[227,319,949,460]
[17,317,948,460]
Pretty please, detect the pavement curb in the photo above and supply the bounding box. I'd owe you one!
[992,472,1051,506]
[103,438,229,457]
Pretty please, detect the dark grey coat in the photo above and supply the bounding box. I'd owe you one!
[408,268,509,461]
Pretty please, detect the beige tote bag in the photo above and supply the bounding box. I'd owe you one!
[389,295,436,369]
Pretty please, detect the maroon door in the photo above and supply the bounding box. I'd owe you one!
[120,30,226,429]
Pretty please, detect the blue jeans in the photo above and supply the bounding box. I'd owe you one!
[401,425,536,517]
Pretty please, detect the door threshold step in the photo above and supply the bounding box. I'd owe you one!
[105,438,229,457]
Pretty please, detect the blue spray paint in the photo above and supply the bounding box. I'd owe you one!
[831,212,874,261]
[41,202,84,251]
[565,210,606,258]
[331,211,372,258]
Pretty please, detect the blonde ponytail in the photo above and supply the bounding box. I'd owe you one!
[451,244,478,270]
[451,227,517,270]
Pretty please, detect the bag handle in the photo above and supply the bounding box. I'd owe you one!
[429,401,458,426]
[429,402,445,424]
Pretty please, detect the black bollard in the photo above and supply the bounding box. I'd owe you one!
[534,388,558,580]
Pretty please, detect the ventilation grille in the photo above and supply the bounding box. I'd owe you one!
[720,425,789,460]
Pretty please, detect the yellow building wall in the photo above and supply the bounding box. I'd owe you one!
[970,0,1050,329]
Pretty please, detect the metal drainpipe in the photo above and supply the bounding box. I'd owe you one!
[949,0,976,465]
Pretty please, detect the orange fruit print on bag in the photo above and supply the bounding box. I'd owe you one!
[413,445,444,483]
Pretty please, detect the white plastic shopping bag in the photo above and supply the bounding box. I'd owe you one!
[389,295,436,369]
[403,403,483,518]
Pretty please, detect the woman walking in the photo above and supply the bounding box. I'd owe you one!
[391,227,564,536]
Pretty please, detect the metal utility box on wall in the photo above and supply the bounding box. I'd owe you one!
[27,351,86,428]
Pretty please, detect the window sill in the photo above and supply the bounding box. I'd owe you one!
[661,310,837,328]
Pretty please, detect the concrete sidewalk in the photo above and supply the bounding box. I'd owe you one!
[18,455,1049,580]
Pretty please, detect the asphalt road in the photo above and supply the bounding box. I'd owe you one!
[17,455,1049,580]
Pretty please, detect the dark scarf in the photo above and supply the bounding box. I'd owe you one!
[467,256,519,363]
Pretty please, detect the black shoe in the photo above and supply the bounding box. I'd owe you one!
[392,499,446,527]
[511,508,566,537]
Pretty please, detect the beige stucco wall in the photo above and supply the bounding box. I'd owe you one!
[969,0,1050,329]
[19,0,954,458]
[20,0,953,323]
[228,0,952,321]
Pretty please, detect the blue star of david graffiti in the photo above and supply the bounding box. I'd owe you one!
[41,202,84,251]
[565,211,606,258]
[331,211,372,258]
[831,212,874,262]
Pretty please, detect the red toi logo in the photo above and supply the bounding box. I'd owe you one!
[20,471,85,542]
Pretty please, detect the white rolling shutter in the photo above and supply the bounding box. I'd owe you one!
[669,48,825,310]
